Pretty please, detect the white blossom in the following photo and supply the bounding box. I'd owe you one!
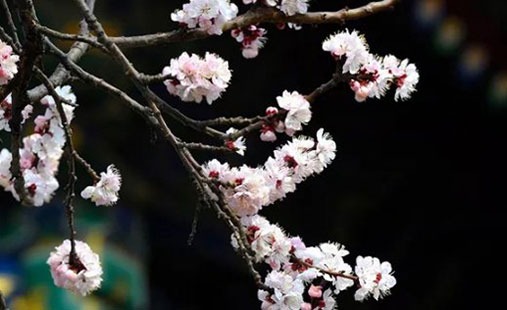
[354,256,396,301]
[262,270,305,309]
[315,128,336,172]
[171,0,238,35]
[81,165,122,206]
[225,127,247,156]
[279,0,309,16]
[276,90,311,135]
[322,30,370,74]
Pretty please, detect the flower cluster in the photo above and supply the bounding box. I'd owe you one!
[0,39,19,85]
[47,239,103,296]
[171,0,238,35]
[259,90,312,142]
[0,94,33,132]
[81,165,122,206]
[0,86,76,206]
[232,215,396,309]
[322,30,420,102]
[162,52,232,104]
[231,25,268,59]
[242,0,309,16]
[203,128,335,216]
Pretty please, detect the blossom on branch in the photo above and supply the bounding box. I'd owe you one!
[354,256,396,301]
[162,52,231,104]
[47,239,103,296]
[171,0,238,35]
[0,40,19,85]
[225,127,247,155]
[322,30,369,75]
[322,30,419,102]
[276,90,312,136]
[231,25,268,59]
[81,164,122,206]
[0,94,33,132]
[279,0,309,16]
[0,86,78,206]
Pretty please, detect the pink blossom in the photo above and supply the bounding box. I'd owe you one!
[163,52,231,104]
[0,40,19,85]
[308,284,323,298]
[47,239,103,296]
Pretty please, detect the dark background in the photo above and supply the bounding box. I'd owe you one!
[1,0,501,309]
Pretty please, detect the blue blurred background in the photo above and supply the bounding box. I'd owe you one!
[0,0,501,309]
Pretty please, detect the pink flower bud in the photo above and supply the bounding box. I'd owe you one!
[308,284,323,298]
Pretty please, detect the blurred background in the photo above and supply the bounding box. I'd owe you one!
[0,0,499,309]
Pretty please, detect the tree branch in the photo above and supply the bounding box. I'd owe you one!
[1,0,20,48]
[108,0,399,48]
[9,0,43,205]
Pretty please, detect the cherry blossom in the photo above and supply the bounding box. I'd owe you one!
[47,240,103,296]
[276,90,312,136]
[354,256,396,301]
[81,165,122,206]
[322,30,369,74]
[162,52,231,104]
[0,94,33,132]
[171,0,238,35]
[279,0,309,16]
[231,25,268,59]
[0,40,19,85]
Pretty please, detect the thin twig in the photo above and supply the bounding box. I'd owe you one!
[73,150,100,182]
[44,39,155,123]
[35,24,108,53]
[292,255,359,282]
[26,0,94,102]
[1,0,20,48]
[34,67,79,263]
[178,142,232,153]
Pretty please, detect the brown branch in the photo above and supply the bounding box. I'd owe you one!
[43,39,155,124]
[73,150,100,182]
[9,0,43,206]
[196,115,263,127]
[292,255,359,282]
[26,2,94,102]
[108,0,399,48]
[1,0,20,48]
[34,24,108,53]
[178,142,232,153]
[34,68,79,262]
